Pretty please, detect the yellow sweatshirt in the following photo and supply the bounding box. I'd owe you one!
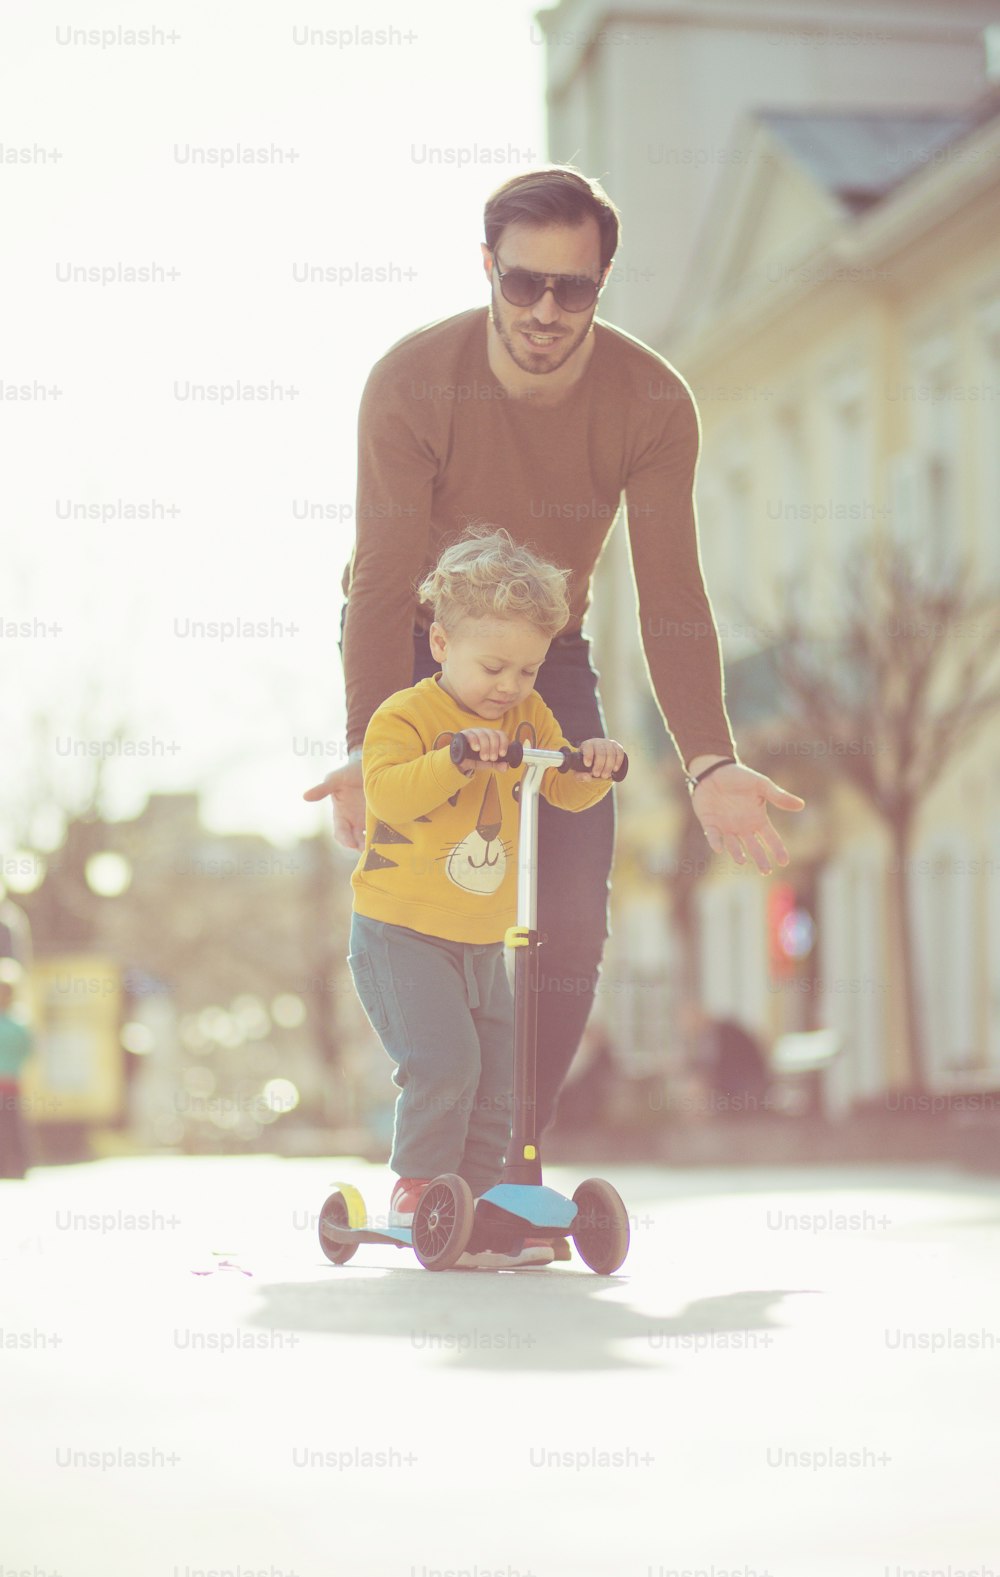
[351,674,614,944]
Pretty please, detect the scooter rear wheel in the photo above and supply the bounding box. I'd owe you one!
[571,1178,630,1274]
[412,1174,475,1271]
[318,1185,365,1265]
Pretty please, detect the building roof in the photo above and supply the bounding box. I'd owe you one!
[758,84,1000,213]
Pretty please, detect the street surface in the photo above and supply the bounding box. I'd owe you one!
[2,1155,998,1576]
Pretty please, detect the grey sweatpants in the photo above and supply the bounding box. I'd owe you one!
[348,912,514,1195]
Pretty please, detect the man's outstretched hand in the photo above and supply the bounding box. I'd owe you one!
[302,758,366,851]
[690,762,805,874]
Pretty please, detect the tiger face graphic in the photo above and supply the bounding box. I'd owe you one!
[442,769,511,894]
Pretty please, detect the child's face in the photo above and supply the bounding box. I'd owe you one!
[429,615,552,719]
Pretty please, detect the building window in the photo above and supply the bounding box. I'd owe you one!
[698,878,766,1032]
[909,832,978,1084]
[975,296,1000,585]
[911,334,960,581]
[771,404,811,602]
[826,371,871,574]
[818,849,886,1104]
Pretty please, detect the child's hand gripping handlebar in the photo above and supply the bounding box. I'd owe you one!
[558,745,629,781]
[450,733,628,781]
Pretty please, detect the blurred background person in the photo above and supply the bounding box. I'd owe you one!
[682,1000,771,1120]
[0,963,34,1179]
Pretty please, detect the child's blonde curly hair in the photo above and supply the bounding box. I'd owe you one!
[417,524,571,639]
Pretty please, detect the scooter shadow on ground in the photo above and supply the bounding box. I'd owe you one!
[244,1271,817,1373]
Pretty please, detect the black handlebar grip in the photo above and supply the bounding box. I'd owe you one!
[450,733,524,769]
[558,746,628,782]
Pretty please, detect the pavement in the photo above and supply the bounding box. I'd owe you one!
[2,1154,999,1577]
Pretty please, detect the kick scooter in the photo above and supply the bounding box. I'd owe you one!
[318,735,631,1273]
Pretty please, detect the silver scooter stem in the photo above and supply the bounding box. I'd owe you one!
[514,748,566,931]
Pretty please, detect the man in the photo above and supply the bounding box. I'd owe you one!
[305,165,804,1135]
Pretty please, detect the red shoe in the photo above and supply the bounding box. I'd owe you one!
[389,1176,432,1226]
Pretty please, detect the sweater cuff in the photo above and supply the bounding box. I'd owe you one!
[429,744,470,793]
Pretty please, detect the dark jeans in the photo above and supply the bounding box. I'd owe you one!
[341,611,615,1134]
[413,628,615,1133]
[348,912,514,1194]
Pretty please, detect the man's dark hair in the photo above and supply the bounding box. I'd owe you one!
[483,165,621,272]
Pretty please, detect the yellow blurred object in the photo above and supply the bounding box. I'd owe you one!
[21,955,124,1125]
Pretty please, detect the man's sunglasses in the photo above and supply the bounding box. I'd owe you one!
[490,249,606,314]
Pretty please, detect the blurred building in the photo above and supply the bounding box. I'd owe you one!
[538,0,998,343]
[666,82,1000,1106]
[539,1,1000,1104]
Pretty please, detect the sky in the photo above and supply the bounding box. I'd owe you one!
[2,0,550,857]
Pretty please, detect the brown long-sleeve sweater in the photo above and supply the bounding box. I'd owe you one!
[341,307,736,767]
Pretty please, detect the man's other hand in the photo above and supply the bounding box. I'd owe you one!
[303,757,366,851]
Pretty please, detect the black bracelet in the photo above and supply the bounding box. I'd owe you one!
[684,756,738,794]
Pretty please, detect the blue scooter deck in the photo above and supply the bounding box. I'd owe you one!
[477,1183,577,1229]
[322,1186,576,1249]
[321,1223,412,1248]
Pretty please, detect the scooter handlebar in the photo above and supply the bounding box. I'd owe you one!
[558,746,628,782]
[449,733,627,781]
[449,734,525,769]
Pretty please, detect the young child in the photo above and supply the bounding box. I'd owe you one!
[348,524,624,1268]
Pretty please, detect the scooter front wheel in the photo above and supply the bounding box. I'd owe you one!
[571,1178,630,1274]
[318,1184,366,1265]
[412,1174,475,1270]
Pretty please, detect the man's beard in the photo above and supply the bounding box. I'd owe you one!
[489,289,595,377]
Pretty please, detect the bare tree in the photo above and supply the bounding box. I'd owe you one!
[4,689,139,949]
[739,536,1000,1093]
